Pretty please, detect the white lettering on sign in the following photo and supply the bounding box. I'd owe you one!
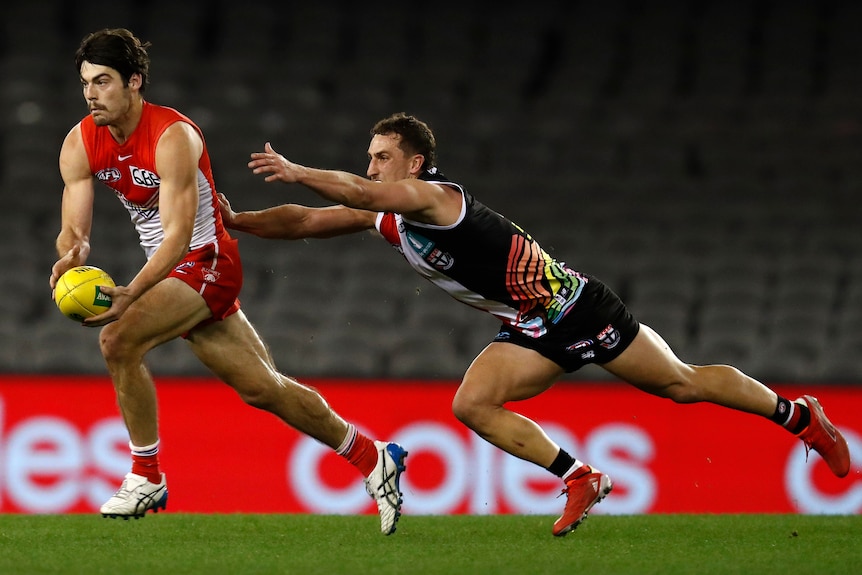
[0,399,129,512]
[289,421,658,515]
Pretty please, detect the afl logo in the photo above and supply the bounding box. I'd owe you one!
[96,168,121,184]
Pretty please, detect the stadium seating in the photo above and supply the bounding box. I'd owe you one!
[1,0,860,384]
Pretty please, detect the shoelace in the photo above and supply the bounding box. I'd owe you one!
[366,447,403,513]
[113,479,136,498]
[801,433,818,462]
[557,466,594,498]
[374,466,400,507]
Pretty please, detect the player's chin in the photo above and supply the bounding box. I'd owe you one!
[90,111,110,126]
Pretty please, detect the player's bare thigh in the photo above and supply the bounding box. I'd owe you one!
[599,323,692,394]
[185,309,275,382]
[102,277,212,351]
[457,341,564,406]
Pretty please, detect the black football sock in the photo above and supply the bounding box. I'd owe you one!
[770,396,810,434]
[547,448,577,478]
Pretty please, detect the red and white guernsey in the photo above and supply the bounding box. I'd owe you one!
[80,101,229,259]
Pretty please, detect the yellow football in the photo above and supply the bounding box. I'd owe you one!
[54,266,115,321]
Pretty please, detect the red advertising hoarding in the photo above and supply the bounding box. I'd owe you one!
[0,375,859,515]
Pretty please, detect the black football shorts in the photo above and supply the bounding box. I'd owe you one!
[493,274,641,372]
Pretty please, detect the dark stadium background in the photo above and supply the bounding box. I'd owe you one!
[1,0,860,385]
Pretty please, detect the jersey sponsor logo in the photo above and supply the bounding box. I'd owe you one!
[107,166,160,220]
[130,165,160,188]
[118,154,133,161]
[115,191,159,220]
[596,324,621,349]
[95,168,122,184]
[406,230,454,271]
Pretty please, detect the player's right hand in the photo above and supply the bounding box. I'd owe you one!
[217,193,236,228]
[50,245,82,291]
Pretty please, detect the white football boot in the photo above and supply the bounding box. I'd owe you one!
[364,441,408,535]
[100,472,168,519]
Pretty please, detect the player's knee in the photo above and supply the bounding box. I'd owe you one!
[233,373,315,415]
[234,380,278,410]
[663,382,701,404]
[661,365,710,404]
[451,393,474,426]
[99,324,137,365]
[451,393,491,432]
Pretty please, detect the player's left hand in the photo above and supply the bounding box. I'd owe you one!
[248,142,302,184]
[81,284,129,327]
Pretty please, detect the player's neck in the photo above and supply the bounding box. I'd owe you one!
[108,98,144,145]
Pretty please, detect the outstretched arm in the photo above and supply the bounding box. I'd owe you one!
[218,193,376,239]
[247,142,460,225]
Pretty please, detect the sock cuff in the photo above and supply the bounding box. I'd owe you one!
[130,440,160,456]
[783,401,796,426]
[562,461,588,481]
[335,424,357,455]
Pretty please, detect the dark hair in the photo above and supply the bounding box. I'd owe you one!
[371,113,437,171]
[75,28,151,93]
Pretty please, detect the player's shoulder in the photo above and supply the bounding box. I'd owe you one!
[420,168,465,194]
[60,121,87,155]
[143,101,197,131]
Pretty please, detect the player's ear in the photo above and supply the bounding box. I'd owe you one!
[128,73,143,90]
[409,154,425,176]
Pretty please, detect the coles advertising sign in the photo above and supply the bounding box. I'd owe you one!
[0,375,859,515]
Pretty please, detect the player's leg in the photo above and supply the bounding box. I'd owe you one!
[187,309,352,445]
[452,343,611,536]
[453,341,564,467]
[601,323,778,414]
[98,277,210,518]
[100,277,211,444]
[601,323,850,477]
[186,311,408,534]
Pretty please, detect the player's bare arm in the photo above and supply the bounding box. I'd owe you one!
[249,143,386,209]
[219,193,376,239]
[249,142,462,226]
[52,124,95,290]
[84,122,201,326]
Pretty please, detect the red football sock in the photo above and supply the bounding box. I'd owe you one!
[336,425,379,477]
[130,441,162,484]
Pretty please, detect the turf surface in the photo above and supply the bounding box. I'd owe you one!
[0,514,859,574]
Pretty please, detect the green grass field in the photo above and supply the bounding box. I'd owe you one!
[1,514,859,575]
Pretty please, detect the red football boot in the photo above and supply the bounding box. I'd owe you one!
[553,466,613,537]
[795,395,851,478]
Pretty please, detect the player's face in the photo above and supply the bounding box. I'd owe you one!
[366,133,415,183]
[79,62,135,127]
